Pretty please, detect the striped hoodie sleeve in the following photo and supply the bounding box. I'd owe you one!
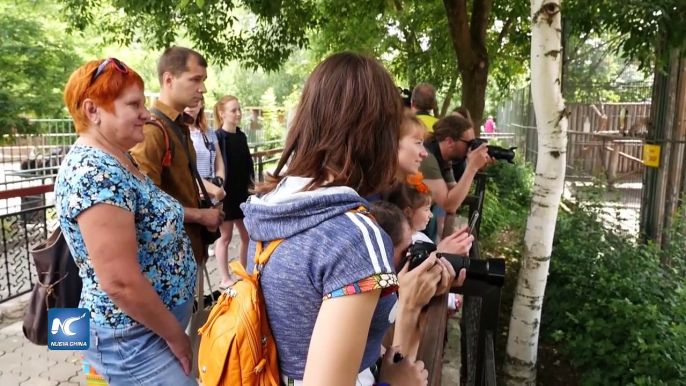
[314,211,399,300]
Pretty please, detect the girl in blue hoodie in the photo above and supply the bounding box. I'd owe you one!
[241,52,427,386]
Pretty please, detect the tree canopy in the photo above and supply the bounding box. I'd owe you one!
[14,0,685,133]
[0,0,81,136]
[59,0,319,72]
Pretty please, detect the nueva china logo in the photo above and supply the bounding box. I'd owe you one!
[47,308,90,350]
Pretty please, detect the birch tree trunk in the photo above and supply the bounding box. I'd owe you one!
[504,1,568,384]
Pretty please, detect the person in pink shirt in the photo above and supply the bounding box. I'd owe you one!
[484,115,496,133]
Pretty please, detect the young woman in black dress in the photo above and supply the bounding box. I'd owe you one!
[212,95,254,289]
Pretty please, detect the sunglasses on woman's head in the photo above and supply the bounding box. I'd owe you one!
[90,58,128,85]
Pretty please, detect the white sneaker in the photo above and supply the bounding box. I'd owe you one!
[208,244,216,257]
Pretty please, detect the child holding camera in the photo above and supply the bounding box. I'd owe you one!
[387,177,473,312]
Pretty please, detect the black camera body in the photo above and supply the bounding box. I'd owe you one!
[398,87,412,108]
[206,176,224,188]
[407,241,505,287]
[469,138,517,164]
[407,241,437,270]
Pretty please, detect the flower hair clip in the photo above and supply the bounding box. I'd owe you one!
[406,173,429,194]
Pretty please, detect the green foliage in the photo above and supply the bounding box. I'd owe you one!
[311,0,530,114]
[56,0,533,121]
[257,87,285,145]
[59,0,319,72]
[542,196,686,385]
[309,0,459,108]
[562,30,653,104]
[479,148,534,241]
[208,48,312,108]
[0,0,81,136]
[564,0,686,70]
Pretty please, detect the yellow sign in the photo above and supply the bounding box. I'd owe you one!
[643,144,661,168]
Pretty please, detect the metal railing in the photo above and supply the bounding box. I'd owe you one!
[0,133,285,214]
[419,173,505,385]
[0,200,58,303]
[454,173,505,386]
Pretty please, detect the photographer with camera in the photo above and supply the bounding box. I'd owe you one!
[419,115,491,241]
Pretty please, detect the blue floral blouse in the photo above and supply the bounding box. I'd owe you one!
[54,145,197,328]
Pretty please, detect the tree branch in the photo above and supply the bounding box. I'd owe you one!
[440,73,459,117]
[443,0,474,68]
[470,0,494,53]
[610,63,630,84]
[564,31,590,67]
[496,13,515,52]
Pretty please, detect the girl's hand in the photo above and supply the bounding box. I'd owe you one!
[378,346,428,386]
[437,226,473,256]
[211,185,226,201]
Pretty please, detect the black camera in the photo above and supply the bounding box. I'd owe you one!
[469,138,517,164]
[398,87,412,108]
[407,241,505,287]
[206,176,224,188]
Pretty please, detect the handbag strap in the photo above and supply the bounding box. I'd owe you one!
[149,108,213,208]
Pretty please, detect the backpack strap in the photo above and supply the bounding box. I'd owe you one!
[253,239,285,277]
[146,119,174,168]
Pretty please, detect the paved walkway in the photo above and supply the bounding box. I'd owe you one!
[0,239,239,386]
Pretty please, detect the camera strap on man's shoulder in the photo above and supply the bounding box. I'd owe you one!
[146,117,175,168]
[149,108,213,209]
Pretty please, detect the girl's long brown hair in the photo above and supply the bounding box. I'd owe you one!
[193,97,208,132]
[254,52,404,198]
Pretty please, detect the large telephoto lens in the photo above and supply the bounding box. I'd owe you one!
[439,253,506,287]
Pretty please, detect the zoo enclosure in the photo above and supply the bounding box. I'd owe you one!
[493,82,654,235]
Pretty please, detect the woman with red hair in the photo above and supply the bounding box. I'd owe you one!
[55,59,198,385]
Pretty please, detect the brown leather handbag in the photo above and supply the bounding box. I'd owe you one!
[22,227,82,346]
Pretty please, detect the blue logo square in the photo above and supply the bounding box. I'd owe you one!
[47,308,90,350]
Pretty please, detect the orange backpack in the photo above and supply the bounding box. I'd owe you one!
[197,207,373,386]
[197,239,283,386]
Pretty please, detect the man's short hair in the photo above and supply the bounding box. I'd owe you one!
[411,83,436,111]
[157,46,208,84]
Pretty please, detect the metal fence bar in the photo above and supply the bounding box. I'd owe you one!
[0,205,58,303]
[452,173,506,386]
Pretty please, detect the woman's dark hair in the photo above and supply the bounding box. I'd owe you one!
[387,182,432,212]
[370,201,410,247]
[254,52,404,197]
[431,115,473,142]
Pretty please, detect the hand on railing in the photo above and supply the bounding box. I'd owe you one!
[434,256,459,296]
[378,346,429,386]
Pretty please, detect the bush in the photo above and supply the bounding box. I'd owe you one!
[478,150,533,240]
[543,200,686,385]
